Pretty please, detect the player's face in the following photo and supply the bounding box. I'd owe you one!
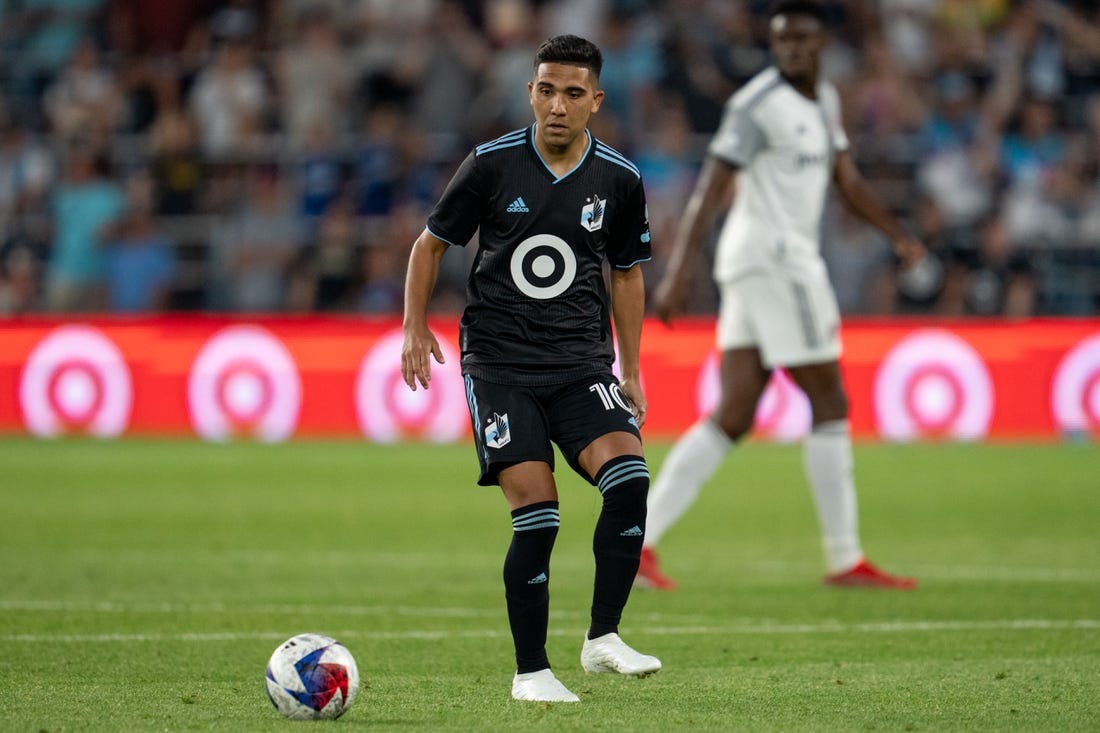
[529,62,604,154]
[770,13,825,85]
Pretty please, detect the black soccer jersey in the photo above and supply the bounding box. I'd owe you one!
[427,124,651,386]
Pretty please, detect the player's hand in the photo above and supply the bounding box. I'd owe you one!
[619,377,647,429]
[894,234,926,271]
[401,325,445,391]
[651,274,689,326]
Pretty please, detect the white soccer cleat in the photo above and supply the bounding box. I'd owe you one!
[580,632,662,677]
[511,669,580,702]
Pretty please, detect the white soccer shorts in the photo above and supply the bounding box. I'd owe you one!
[716,271,842,368]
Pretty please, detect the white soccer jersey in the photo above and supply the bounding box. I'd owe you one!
[708,67,849,282]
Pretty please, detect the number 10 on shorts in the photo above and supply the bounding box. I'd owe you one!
[589,382,631,412]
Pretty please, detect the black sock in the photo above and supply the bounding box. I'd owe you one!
[503,500,559,673]
[589,455,649,640]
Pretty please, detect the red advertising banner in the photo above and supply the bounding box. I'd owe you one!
[1,316,1098,442]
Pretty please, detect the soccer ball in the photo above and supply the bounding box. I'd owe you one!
[265,633,359,720]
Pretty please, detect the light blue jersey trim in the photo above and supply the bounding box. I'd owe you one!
[594,142,641,176]
[613,256,653,270]
[425,226,459,247]
[532,125,591,184]
[594,150,641,179]
[475,129,526,156]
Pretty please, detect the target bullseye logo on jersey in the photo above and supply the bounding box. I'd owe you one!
[356,328,467,442]
[1051,332,1100,436]
[510,234,576,299]
[580,194,606,232]
[873,329,993,441]
[19,325,133,437]
[188,325,301,442]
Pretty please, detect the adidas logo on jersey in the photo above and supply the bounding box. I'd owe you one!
[527,572,548,584]
[620,525,643,537]
[506,197,529,213]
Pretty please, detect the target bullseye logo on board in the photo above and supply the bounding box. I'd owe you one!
[188,325,301,442]
[695,351,811,442]
[510,234,577,299]
[355,329,467,442]
[873,329,993,441]
[19,325,133,437]
[1051,332,1100,436]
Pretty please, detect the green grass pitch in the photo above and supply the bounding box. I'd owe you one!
[1,437,1098,731]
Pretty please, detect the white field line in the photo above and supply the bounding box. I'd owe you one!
[22,551,1100,582]
[1,619,1098,644]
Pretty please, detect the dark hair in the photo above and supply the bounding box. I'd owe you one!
[769,0,828,22]
[533,35,602,80]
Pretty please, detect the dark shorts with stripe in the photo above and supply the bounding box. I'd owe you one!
[463,372,642,486]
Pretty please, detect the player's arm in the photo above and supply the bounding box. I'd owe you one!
[652,156,737,324]
[833,150,924,267]
[610,263,647,428]
[401,229,448,391]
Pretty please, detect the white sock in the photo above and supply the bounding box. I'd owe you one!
[803,419,863,573]
[645,420,732,547]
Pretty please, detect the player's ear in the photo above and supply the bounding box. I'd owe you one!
[528,81,535,107]
[590,89,604,113]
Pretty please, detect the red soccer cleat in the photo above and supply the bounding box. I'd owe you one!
[824,558,917,590]
[635,547,678,590]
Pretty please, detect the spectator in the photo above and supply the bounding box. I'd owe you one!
[295,118,344,221]
[0,114,55,223]
[45,144,125,312]
[275,5,352,152]
[999,95,1065,190]
[188,31,267,160]
[212,163,304,311]
[148,75,204,215]
[103,170,177,312]
[287,199,364,312]
[43,37,121,142]
[0,219,50,315]
[356,241,403,313]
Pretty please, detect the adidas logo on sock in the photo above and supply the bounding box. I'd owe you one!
[620,526,643,537]
[527,572,548,584]
[506,197,529,213]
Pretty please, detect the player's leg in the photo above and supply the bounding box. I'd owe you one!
[464,376,578,701]
[786,360,916,590]
[785,359,860,570]
[499,463,580,700]
[551,376,659,677]
[576,430,661,676]
[639,277,773,589]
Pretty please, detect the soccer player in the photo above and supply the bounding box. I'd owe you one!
[402,35,660,703]
[637,0,923,591]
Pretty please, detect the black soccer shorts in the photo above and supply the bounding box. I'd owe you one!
[463,372,642,487]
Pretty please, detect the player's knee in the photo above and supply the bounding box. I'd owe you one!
[712,410,753,441]
[594,455,649,509]
[808,389,848,424]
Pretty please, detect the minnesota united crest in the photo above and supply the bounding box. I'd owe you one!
[580,194,606,232]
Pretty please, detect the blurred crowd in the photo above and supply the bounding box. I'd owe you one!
[0,0,1099,317]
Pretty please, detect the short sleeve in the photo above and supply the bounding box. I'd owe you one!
[708,100,766,167]
[608,177,652,269]
[426,152,485,247]
[820,84,850,153]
